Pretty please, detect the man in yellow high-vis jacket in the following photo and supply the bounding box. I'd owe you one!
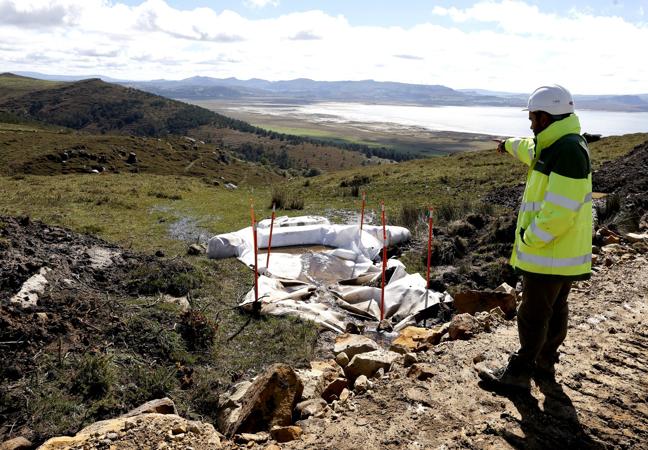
[479,85,592,391]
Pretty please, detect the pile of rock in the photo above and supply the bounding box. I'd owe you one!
[592,227,648,269]
[217,305,511,446]
[36,399,223,450]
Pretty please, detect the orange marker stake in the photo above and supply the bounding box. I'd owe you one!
[426,206,434,290]
[360,191,366,231]
[380,200,387,322]
[266,203,276,268]
[250,200,259,304]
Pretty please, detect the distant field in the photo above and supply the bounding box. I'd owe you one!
[189,99,495,157]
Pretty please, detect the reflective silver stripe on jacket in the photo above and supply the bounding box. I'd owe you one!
[516,246,591,267]
[543,191,593,211]
[530,222,555,243]
[520,201,542,212]
[511,139,521,159]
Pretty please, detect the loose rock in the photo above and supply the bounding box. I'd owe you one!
[354,375,369,394]
[295,398,327,419]
[321,377,348,403]
[0,436,32,450]
[122,398,178,418]
[335,351,350,367]
[344,349,401,380]
[391,325,446,352]
[270,425,302,443]
[448,313,481,340]
[333,334,380,360]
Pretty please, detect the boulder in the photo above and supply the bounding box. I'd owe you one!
[295,398,327,419]
[403,352,418,368]
[494,282,515,295]
[391,325,446,352]
[321,377,348,403]
[335,351,350,367]
[353,375,370,394]
[270,425,302,443]
[339,388,350,403]
[601,243,624,254]
[344,349,401,380]
[224,364,303,437]
[0,437,31,450]
[126,152,137,164]
[602,234,620,245]
[161,294,190,312]
[377,319,393,332]
[448,313,481,340]
[333,334,380,360]
[295,360,340,400]
[122,397,177,417]
[236,432,269,444]
[217,380,252,432]
[474,307,507,332]
[188,243,204,255]
[453,289,517,318]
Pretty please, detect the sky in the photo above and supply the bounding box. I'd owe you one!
[2,0,648,94]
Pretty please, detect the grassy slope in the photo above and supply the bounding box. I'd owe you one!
[3,125,644,254]
[0,73,63,102]
[293,133,648,216]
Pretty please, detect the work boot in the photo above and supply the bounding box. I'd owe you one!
[478,354,532,391]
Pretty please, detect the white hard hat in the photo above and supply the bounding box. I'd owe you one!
[525,84,575,115]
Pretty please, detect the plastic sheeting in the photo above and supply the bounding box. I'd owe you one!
[207,216,451,332]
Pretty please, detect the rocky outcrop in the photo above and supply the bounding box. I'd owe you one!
[224,363,303,437]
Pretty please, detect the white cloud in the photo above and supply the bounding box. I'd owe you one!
[1,0,647,94]
[244,0,279,9]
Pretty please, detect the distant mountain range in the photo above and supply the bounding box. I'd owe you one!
[13,71,648,112]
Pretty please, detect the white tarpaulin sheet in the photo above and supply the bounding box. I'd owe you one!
[207,216,452,332]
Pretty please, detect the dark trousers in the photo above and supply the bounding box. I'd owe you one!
[516,275,572,367]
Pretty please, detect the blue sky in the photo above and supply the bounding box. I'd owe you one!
[2,0,648,93]
[120,0,647,26]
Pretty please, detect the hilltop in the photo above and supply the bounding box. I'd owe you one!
[16,71,648,111]
[0,74,404,172]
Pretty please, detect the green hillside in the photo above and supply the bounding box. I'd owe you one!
[0,74,399,171]
[0,73,63,102]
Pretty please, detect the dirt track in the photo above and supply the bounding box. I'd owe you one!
[289,254,648,450]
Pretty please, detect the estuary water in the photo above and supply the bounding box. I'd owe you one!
[265,103,648,137]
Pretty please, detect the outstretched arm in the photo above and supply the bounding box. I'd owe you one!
[502,138,535,166]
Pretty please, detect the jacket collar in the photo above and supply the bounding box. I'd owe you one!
[535,113,581,151]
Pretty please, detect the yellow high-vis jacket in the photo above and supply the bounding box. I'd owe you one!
[504,114,592,280]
